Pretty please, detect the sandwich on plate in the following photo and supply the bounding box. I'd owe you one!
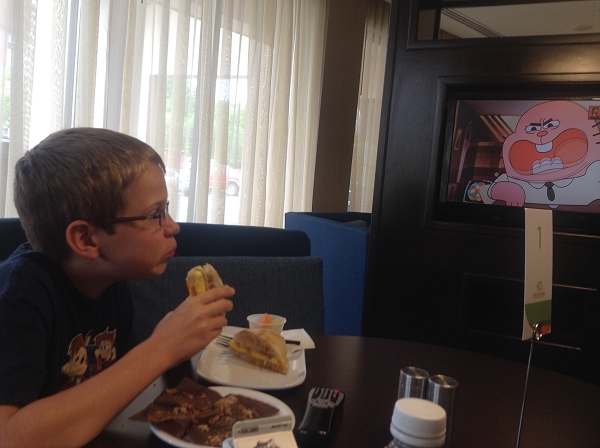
[228,328,290,374]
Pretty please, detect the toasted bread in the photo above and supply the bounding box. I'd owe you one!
[185,263,224,296]
[228,328,290,374]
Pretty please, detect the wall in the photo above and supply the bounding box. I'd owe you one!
[312,0,369,212]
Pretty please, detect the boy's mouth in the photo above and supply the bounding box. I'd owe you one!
[165,248,177,259]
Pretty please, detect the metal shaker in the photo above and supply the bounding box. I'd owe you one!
[398,366,429,399]
[427,375,458,448]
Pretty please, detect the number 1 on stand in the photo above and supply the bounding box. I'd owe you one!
[523,209,553,340]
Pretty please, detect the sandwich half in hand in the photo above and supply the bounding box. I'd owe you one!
[185,263,224,295]
[228,328,290,374]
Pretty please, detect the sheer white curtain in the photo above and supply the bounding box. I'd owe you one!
[0,0,326,227]
[349,0,389,212]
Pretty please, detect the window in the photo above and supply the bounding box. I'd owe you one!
[1,0,326,228]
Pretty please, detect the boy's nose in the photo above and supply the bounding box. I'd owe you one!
[165,213,180,236]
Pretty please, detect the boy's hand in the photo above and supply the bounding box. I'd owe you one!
[150,285,234,366]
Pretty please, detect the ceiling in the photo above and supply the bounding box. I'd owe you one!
[438,1,600,39]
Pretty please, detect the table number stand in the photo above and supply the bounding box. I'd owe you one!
[516,209,553,447]
[516,323,544,448]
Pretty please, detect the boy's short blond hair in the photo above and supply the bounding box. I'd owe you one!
[14,127,166,261]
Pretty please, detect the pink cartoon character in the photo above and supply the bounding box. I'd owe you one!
[480,100,600,208]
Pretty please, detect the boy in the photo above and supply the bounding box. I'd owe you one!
[0,128,234,447]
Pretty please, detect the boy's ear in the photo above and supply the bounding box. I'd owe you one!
[65,220,101,260]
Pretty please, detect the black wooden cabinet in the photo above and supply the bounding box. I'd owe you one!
[364,0,600,385]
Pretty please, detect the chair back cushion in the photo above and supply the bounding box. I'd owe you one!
[129,256,325,344]
[175,223,311,256]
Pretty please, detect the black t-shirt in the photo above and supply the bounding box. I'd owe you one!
[0,243,133,406]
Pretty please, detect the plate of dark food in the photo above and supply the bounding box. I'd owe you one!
[130,377,294,448]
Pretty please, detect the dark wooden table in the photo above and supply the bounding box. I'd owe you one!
[86,335,600,448]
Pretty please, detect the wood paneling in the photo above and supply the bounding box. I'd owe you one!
[364,0,600,384]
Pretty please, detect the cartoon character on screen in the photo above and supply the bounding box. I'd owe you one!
[477,100,600,208]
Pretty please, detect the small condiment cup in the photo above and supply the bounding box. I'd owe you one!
[247,313,286,334]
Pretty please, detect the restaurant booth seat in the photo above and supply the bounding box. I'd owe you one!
[131,222,324,341]
[128,255,324,344]
[285,211,370,336]
[0,218,325,341]
[0,218,27,261]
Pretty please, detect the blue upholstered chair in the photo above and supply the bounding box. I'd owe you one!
[175,222,310,256]
[285,212,371,336]
[0,219,310,260]
[0,218,324,340]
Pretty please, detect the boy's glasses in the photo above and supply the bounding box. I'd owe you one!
[99,201,169,227]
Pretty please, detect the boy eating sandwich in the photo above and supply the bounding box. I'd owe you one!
[0,127,234,447]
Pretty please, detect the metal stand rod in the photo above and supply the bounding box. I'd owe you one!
[516,324,543,448]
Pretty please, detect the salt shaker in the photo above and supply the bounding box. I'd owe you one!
[384,398,446,448]
[398,367,429,399]
[426,375,458,448]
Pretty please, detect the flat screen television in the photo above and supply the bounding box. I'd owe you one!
[435,83,600,235]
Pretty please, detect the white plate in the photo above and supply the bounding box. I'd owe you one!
[150,386,295,448]
[195,328,307,390]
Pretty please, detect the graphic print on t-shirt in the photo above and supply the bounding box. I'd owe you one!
[59,327,117,390]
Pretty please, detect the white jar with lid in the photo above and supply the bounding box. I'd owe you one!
[384,398,447,448]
